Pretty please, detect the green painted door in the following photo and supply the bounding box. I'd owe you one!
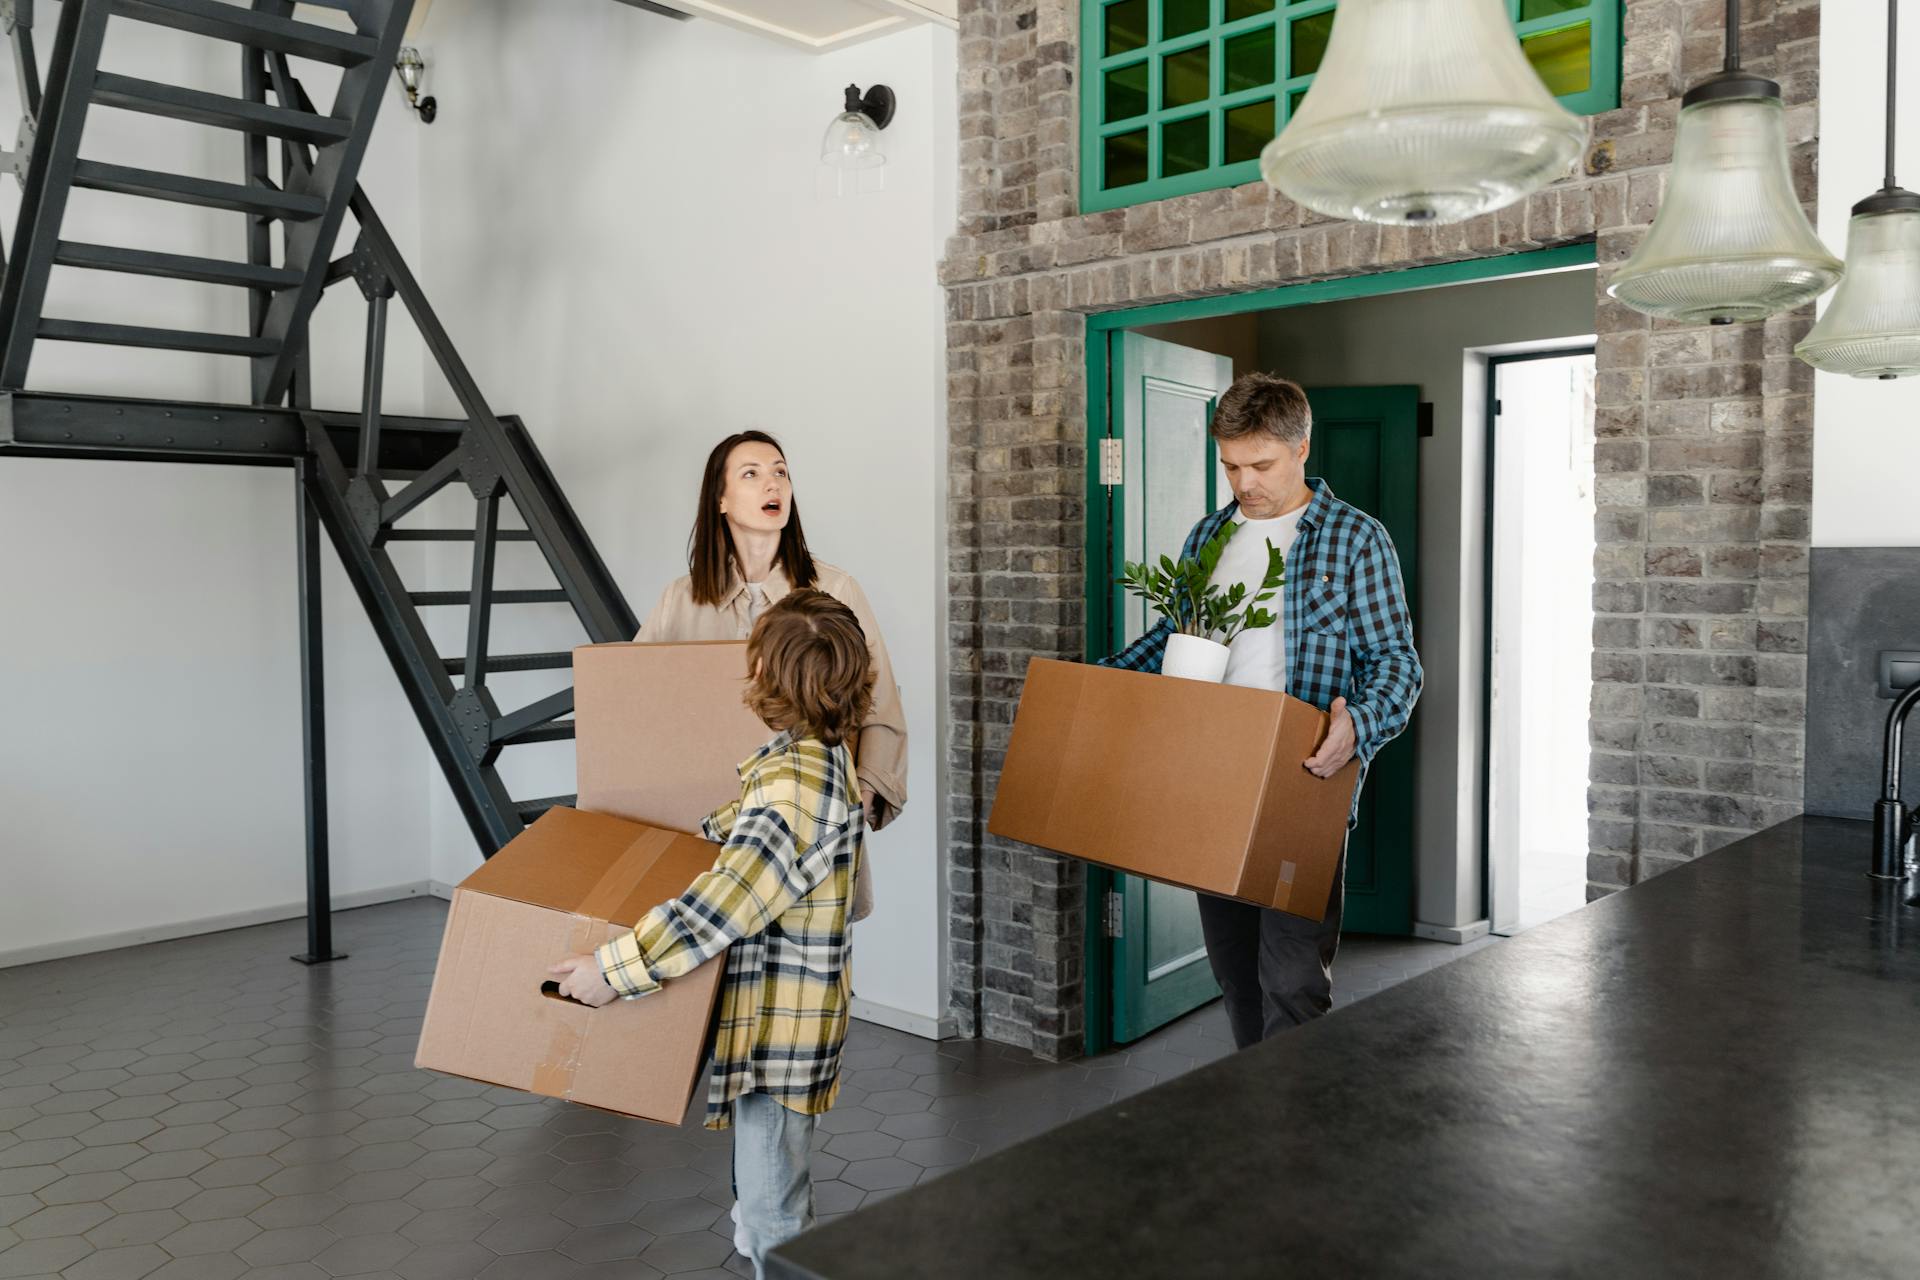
[1103,332,1233,1045]
[1303,386,1419,936]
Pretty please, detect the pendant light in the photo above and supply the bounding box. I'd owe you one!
[1795,0,1920,379]
[1258,0,1585,226]
[1608,0,1841,325]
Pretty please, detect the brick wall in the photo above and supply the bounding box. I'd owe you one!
[944,0,1821,1058]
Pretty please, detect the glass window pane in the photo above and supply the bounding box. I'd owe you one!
[1224,26,1276,93]
[1287,86,1310,118]
[1105,60,1150,122]
[1223,98,1274,164]
[1523,23,1592,96]
[1521,0,1587,19]
[1226,0,1276,19]
[1105,129,1151,189]
[1162,44,1210,110]
[1105,0,1150,56]
[1161,113,1210,176]
[1163,0,1210,40]
[1289,8,1334,77]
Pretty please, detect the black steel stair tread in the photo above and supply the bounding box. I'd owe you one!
[514,794,576,820]
[38,318,278,357]
[110,0,380,66]
[54,241,304,289]
[409,590,571,606]
[386,529,538,541]
[72,160,326,220]
[501,719,576,745]
[440,652,574,674]
[93,72,352,145]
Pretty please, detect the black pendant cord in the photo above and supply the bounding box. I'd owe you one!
[1725,0,1741,72]
[1886,0,1900,194]
[1685,0,1776,107]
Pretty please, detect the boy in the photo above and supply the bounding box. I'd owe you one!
[548,588,873,1276]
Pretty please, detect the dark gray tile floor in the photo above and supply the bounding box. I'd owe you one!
[0,899,1497,1279]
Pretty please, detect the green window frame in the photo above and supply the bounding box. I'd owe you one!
[1080,0,1623,214]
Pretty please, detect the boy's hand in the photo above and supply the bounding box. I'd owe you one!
[548,954,619,1008]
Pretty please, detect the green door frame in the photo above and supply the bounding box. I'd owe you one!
[1081,241,1599,1057]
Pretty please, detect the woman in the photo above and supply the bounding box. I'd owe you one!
[642,430,907,918]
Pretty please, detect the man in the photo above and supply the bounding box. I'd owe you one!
[1099,372,1422,1049]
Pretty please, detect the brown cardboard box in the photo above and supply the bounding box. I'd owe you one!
[414,807,726,1124]
[987,658,1361,921]
[573,641,771,832]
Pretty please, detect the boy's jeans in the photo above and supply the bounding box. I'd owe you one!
[730,1091,817,1278]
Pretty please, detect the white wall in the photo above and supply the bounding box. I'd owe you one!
[411,0,956,1031]
[1258,269,1597,930]
[0,7,439,963]
[1810,0,1920,547]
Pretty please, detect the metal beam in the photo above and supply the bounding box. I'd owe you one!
[291,459,346,965]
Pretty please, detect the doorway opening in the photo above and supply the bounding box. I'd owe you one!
[1081,246,1599,1054]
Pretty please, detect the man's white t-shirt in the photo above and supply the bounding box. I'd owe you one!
[1212,508,1305,693]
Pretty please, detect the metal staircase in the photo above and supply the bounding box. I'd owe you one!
[0,0,639,959]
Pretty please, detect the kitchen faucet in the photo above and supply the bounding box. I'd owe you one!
[1872,681,1920,879]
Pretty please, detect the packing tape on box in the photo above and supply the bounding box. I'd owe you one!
[578,828,681,925]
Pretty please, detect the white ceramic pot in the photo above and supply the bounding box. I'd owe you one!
[1162,633,1230,683]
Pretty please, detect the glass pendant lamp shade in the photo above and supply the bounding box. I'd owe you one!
[1258,0,1585,226]
[1607,88,1841,324]
[822,83,894,171]
[1795,203,1920,378]
[1796,0,1920,378]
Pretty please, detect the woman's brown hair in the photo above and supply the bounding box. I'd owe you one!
[689,431,818,606]
[744,590,875,747]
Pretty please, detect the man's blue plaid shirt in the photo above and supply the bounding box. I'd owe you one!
[1099,479,1422,813]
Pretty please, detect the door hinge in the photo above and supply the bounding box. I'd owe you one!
[1103,889,1125,938]
[1493,398,1503,417]
[1099,437,1123,486]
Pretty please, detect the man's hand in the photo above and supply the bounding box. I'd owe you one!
[548,954,619,1008]
[1304,697,1358,778]
[860,786,881,830]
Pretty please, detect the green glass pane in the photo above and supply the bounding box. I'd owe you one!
[1289,9,1334,77]
[1163,0,1210,40]
[1105,129,1150,189]
[1223,98,1275,165]
[1105,60,1150,123]
[1224,26,1276,93]
[1225,0,1276,19]
[1520,0,1586,18]
[1523,23,1592,96]
[1161,113,1210,176]
[1162,44,1210,110]
[1287,86,1309,118]
[1105,0,1149,56]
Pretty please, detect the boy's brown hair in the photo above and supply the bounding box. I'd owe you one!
[744,589,875,747]
[1209,372,1312,445]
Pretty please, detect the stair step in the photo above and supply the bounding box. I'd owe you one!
[409,590,571,606]
[72,160,325,221]
[385,529,538,542]
[441,652,574,675]
[515,795,576,822]
[500,719,577,746]
[111,0,380,67]
[93,72,353,145]
[38,318,277,357]
[54,241,304,289]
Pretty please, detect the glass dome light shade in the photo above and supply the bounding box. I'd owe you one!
[1795,204,1920,378]
[1258,0,1585,226]
[1608,91,1842,324]
[822,110,885,171]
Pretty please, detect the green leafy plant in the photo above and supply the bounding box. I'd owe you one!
[1117,522,1285,645]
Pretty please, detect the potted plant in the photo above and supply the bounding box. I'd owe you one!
[1117,523,1286,682]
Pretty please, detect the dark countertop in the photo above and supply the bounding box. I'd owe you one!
[769,817,1920,1280]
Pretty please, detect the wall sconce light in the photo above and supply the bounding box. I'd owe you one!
[822,83,894,171]
[395,46,437,124]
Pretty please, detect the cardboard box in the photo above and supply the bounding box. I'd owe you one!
[573,641,772,832]
[987,658,1360,921]
[414,806,726,1124]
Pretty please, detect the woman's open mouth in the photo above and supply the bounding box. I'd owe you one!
[762,500,783,516]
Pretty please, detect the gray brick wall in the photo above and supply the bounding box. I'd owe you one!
[944,0,1821,1058]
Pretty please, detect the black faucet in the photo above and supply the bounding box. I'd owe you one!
[1872,681,1920,878]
